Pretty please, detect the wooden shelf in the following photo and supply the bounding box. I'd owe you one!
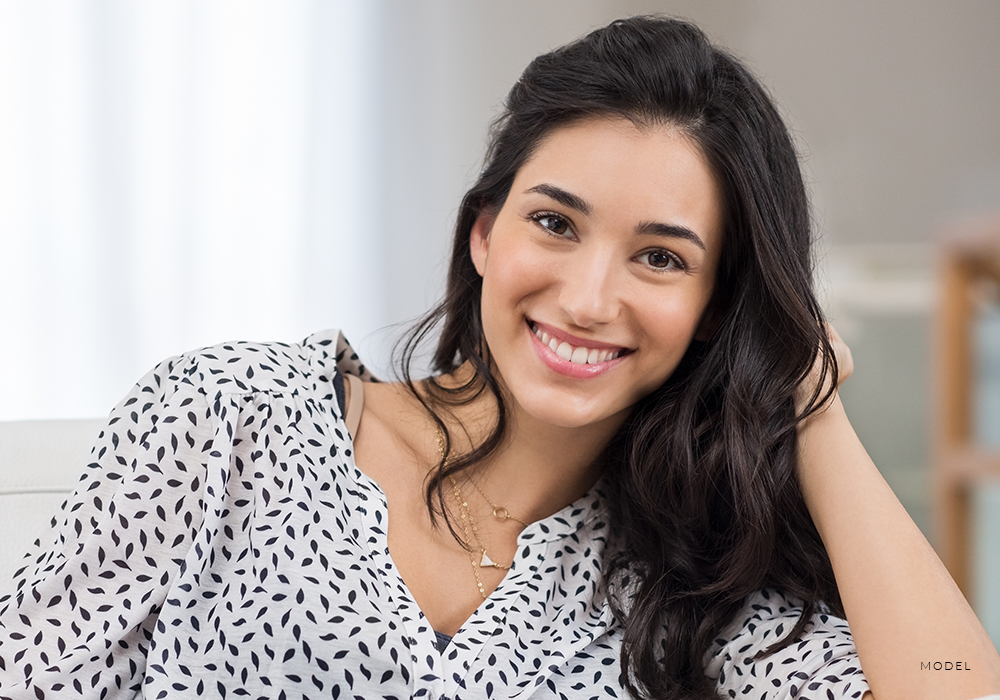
[934,219,1000,598]
[938,447,1000,481]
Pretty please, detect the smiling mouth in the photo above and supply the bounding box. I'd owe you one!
[529,321,630,365]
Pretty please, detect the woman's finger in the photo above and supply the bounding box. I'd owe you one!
[825,323,853,386]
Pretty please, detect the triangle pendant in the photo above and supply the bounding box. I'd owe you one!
[480,550,497,568]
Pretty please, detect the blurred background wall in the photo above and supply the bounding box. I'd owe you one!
[1,0,999,638]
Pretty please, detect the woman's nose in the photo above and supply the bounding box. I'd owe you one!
[557,246,621,328]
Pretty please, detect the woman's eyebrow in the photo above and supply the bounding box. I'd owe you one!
[526,183,706,251]
[525,184,592,216]
[636,221,706,250]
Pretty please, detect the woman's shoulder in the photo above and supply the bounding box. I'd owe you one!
[139,328,374,403]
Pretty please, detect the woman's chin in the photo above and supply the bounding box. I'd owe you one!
[511,390,628,431]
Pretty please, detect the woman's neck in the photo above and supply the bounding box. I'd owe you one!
[435,364,628,523]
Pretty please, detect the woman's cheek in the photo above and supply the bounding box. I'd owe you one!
[493,240,559,304]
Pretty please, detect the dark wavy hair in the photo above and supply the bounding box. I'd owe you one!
[396,15,840,700]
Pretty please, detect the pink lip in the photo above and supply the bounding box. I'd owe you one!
[527,320,630,379]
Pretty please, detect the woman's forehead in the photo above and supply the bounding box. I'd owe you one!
[510,117,724,254]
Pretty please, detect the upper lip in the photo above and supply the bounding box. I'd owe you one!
[528,319,631,352]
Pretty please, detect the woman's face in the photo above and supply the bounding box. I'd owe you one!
[470,117,723,430]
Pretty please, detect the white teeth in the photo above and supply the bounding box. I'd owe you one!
[532,323,624,365]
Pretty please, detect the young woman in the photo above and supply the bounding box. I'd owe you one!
[1,15,998,700]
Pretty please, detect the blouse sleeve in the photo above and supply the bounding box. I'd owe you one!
[0,354,214,700]
[704,589,872,700]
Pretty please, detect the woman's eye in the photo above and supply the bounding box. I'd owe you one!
[640,249,684,270]
[532,213,571,237]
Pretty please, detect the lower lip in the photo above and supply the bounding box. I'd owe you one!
[528,322,627,379]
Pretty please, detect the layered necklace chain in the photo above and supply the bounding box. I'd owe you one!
[435,427,527,599]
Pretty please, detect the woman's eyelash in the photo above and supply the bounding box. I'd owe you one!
[529,212,572,236]
[638,248,687,272]
[529,213,687,271]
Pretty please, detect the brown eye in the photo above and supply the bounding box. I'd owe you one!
[640,249,684,271]
[533,214,571,237]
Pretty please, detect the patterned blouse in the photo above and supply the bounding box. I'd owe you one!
[0,330,872,699]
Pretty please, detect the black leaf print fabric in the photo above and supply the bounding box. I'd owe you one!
[0,330,870,699]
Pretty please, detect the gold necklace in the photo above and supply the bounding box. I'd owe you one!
[435,427,526,598]
[434,428,529,528]
[449,476,492,599]
[467,478,530,527]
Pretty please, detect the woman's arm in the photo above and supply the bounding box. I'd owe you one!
[0,355,211,698]
[796,328,1000,700]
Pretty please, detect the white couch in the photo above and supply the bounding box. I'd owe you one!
[0,419,105,585]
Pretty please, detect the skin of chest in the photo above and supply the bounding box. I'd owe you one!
[351,379,516,635]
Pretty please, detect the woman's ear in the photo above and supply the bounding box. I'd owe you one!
[469,212,494,277]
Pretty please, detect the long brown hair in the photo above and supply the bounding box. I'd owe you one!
[395,16,840,700]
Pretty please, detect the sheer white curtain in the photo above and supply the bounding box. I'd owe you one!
[0,0,383,420]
